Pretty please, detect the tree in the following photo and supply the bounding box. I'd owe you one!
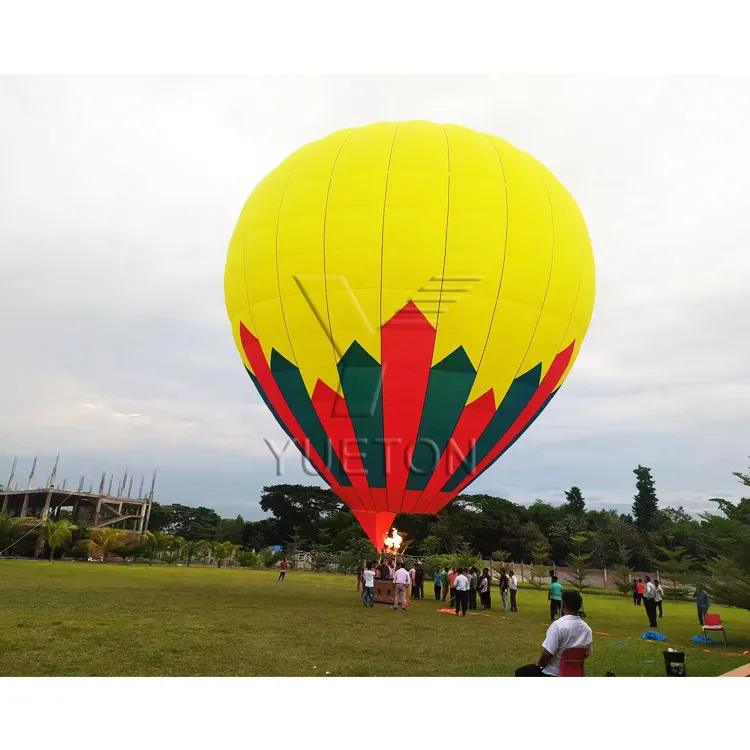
[182,539,210,566]
[563,486,586,515]
[419,534,441,557]
[212,540,238,568]
[148,503,221,541]
[652,545,695,598]
[632,465,659,530]
[260,548,281,569]
[0,511,22,552]
[215,515,245,545]
[88,528,129,562]
[43,519,77,562]
[492,549,511,564]
[260,484,341,544]
[698,468,750,610]
[566,534,593,592]
[528,541,551,590]
[142,531,173,565]
[237,550,260,568]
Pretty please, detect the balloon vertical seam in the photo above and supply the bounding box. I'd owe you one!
[274,158,303,369]
[511,157,557,381]
[541,169,586,392]
[378,125,400,515]
[472,133,510,378]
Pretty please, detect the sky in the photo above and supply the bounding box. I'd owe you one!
[1,75,749,520]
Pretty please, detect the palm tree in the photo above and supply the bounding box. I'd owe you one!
[142,531,173,565]
[88,528,128,562]
[182,539,210,566]
[0,511,21,551]
[212,540,238,568]
[43,518,77,562]
[162,535,185,565]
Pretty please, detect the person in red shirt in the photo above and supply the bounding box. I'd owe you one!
[448,568,458,608]
[636,579,644,605]
[278,559,288,582]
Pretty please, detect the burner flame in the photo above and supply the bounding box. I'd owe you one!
[383,527,403,554]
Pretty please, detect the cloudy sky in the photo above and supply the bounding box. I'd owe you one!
[1,76,748,519]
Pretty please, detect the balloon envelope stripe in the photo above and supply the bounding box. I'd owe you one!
[405,346,478,493]
[380,301,437,514]
[442,364,543,493]
[239,322,341,492]
[336,341,387,503]
[311,380,376,513]
[270,350,352,488]
[451,341,575,496]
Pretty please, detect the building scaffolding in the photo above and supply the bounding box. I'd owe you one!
[1,456,157,557]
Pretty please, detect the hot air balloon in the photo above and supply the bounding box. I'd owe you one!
[225,121,595,549]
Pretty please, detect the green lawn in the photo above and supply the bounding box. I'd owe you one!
[1,560,749,677]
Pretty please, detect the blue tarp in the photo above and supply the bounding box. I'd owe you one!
[691,634,720,644]
[640,631,668,641]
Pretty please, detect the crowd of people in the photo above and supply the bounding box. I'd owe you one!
[356,560,713,669]
[352,560,720,677]
[357,561,523,616]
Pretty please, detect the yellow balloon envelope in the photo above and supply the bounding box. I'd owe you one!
[225,121,595,548]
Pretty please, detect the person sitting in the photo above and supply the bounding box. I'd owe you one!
[514,590,592,676]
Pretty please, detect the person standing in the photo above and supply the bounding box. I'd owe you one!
[694,587,710,625]
[643,575,658,628]
[392,562,410,611]
[356,564,364,593]
[448,568,458,608]
[468,567,478,610]
[509,570,518,612]
[454,567,470,616]
[415,561,425,600]
[478,568,492,609]
[362,563,376,608]
[631,578,639,606]
[514,591,592,676]
[548,576,563,621]
[654,579,664,618]
[433,567,443,600]
[409,564,418,600]
[278,559,288,582]
[499,569,510,613]
[636,579,645,606]
[442,567,450,601]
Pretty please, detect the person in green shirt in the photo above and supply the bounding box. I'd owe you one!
[548,576,563,621]
[433,568,444,600]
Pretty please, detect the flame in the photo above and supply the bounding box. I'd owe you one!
[383,527,403,553]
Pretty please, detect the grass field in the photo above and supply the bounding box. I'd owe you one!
[1,560,749,677]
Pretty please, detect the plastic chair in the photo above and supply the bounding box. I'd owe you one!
[702,613,727,645]
[558,647,589,677]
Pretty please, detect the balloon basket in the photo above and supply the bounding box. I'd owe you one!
[374,579,396,605]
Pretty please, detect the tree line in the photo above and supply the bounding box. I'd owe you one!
[1,462,747,610]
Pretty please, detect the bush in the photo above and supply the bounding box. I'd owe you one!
[237,551,260,568]
[260,549,281,568]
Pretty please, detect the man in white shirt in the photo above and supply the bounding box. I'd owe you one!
[514,591,592,676]
[392,562,410,610]
[643,575,658,627]
[362,563,376,608]
[509,571,518,612]
[454,568,470,616]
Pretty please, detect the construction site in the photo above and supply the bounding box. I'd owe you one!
[1,456,156,555]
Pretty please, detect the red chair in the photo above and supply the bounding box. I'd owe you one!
[558,647,589,677]
[702,613,727,645]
